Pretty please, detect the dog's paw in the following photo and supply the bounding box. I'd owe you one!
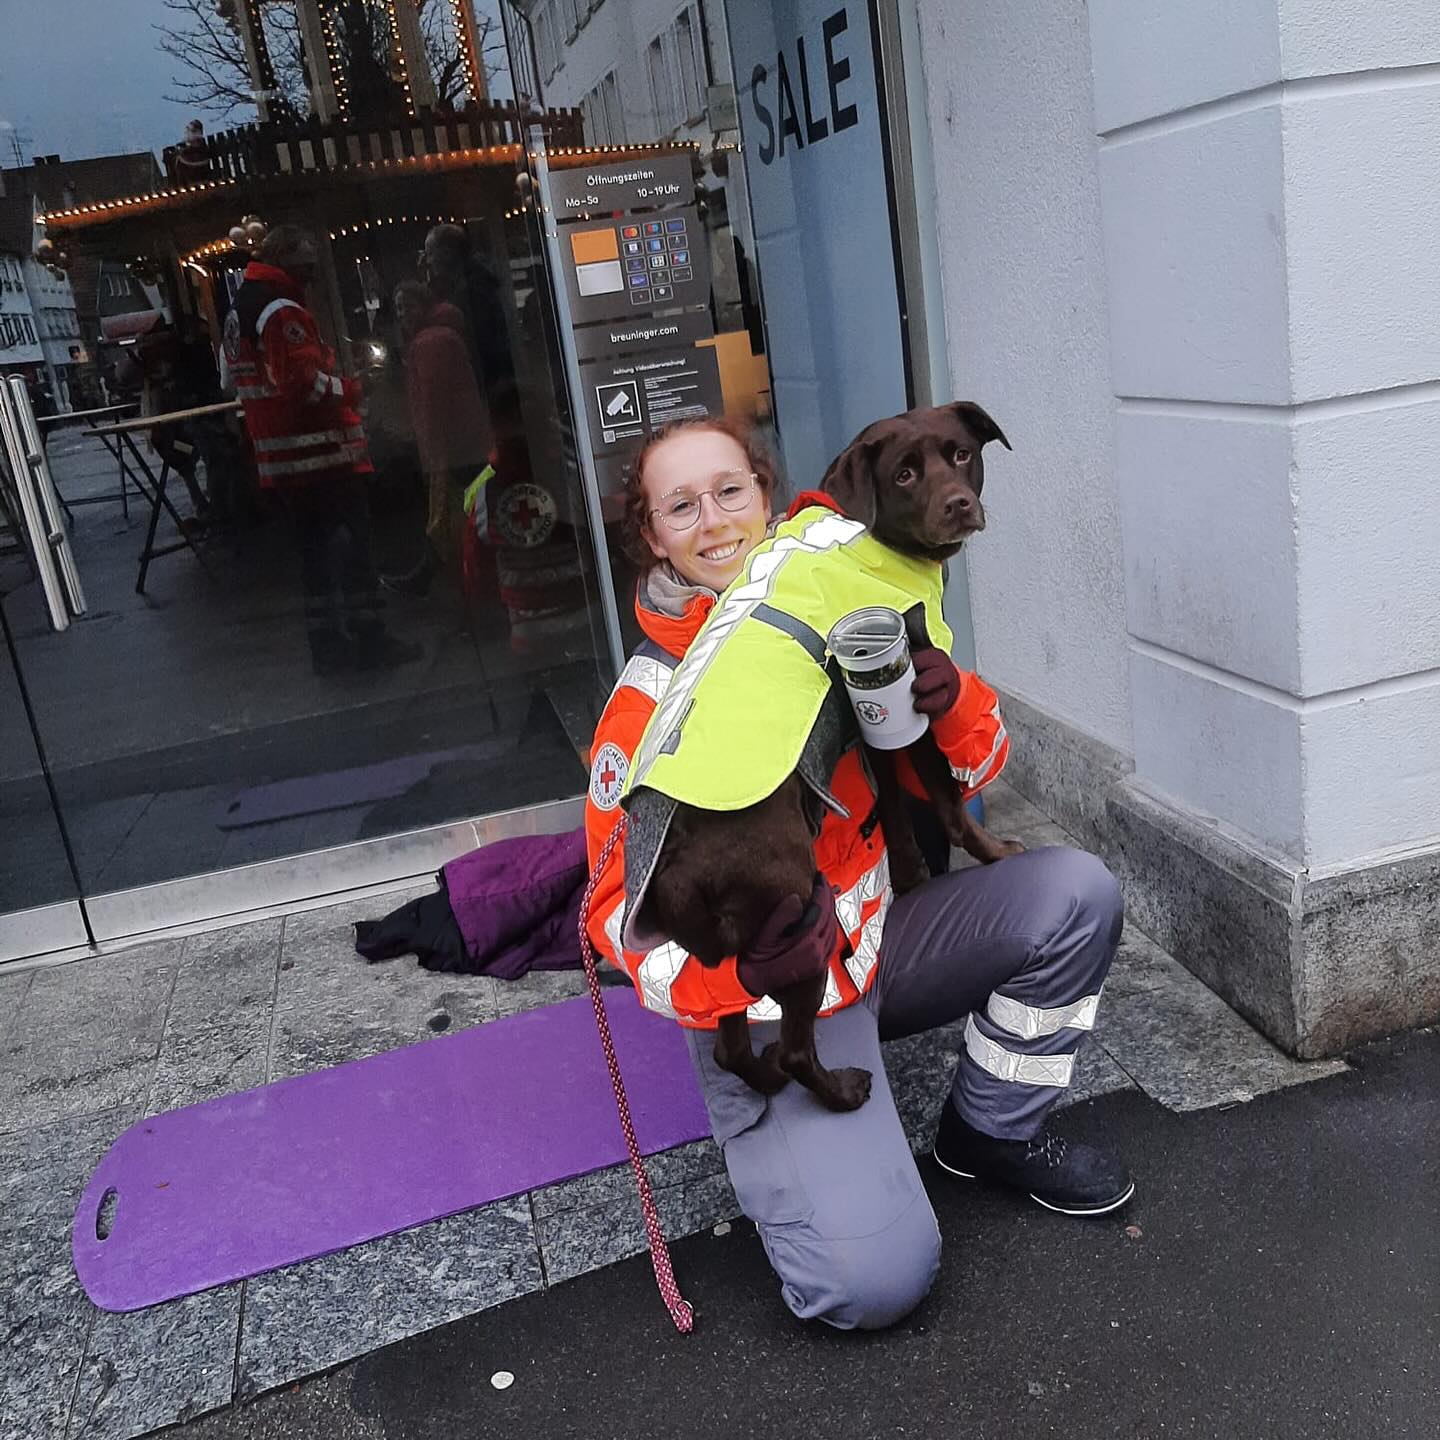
[821,1067,873,1112]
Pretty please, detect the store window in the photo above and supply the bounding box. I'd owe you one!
[675,9,705,124]
[0,0,919,957]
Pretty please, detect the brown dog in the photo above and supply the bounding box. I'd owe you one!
[642,402,1021,1112]
[822,401,1025,892]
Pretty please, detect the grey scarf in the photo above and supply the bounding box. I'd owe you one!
[640,563,716,620]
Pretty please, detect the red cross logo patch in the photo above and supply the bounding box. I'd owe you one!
[495,482,558,548]
[589,742,628,811]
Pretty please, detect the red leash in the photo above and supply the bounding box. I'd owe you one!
[578,818,696,1333]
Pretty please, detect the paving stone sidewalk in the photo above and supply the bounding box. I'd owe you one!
[0,783,1347,1440]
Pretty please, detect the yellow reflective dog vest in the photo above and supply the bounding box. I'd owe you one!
[624,504,952,812]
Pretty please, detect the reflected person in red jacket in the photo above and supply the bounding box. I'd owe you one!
[223,226,422,675]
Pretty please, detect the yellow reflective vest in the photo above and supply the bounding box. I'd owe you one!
[624,503,952,812]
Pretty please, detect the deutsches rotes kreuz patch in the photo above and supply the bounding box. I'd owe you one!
[283,320,308,346]
[589,742,628,811]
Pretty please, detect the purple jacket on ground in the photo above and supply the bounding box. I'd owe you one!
[442,827,587,978]
[355,828,587,977]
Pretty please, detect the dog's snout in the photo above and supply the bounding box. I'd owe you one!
[943,490,976,521]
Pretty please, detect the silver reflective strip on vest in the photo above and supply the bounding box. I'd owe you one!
[949,702,1007,787]
[604,906,682,1020]
[613,653,674,704]
[963,1014,1075,1088]
[986,989,1101,1041]
[631,510,867,784]
[234,383,275,400]
[845,888,890,994]
[834,851,889,934]
[308,371,344,402]
[255,297,303,336]
[833,850,890,994]
[256,447,365,477]
[747,964,840,1021]
[253,426,365,454]
[602,883,846,1024]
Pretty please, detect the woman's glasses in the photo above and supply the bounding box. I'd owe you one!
[650,471,758,532]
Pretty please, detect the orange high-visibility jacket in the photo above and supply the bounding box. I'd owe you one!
[584,493,1011,1030]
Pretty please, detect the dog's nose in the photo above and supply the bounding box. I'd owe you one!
[944,491,976,522]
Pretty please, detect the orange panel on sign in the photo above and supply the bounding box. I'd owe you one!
[570,228,619,264]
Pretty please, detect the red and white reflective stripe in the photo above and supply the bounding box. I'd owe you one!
[253,426,365,454]
[255,297,303,336]
[256,446,366,478]
[744,962,841,1022]
[844,887,890,995]
[603,906,683,1021]
[985,988,1101,1040]
[608,849,888,1023]
[949,702,1008,788]
[308,371,345,402]
[234,383,276,400]
[833,851,890,994]
[611,652,674,705]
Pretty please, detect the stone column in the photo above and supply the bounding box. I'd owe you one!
[1088,1,1440,1053]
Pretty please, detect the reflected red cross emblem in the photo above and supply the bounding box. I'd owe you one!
[497,483,557,547]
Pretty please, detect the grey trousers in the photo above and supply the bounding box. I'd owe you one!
[684,846,1123,1330]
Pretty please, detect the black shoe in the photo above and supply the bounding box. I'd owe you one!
[933,1103,1135,1216]
[354,632,425,671]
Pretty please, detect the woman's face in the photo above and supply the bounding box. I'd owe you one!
[640,428,772,591]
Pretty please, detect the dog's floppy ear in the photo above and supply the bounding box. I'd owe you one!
[949,401,1012,452]
[820,430,881,528]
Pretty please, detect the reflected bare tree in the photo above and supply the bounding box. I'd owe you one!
[156,0,506,125]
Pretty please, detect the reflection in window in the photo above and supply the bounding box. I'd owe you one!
[676,8,704,123]
[536,3,559,81]
[601,70,625,143]
[647,37,677,136]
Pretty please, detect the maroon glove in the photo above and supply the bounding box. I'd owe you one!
[736,874,839,1000]
[911,645,961,717]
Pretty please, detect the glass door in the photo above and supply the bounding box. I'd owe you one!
[0,5,623,953]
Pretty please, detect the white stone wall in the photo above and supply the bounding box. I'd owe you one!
[915,0,1133,755]
[1090,0,1440,870]
[917,0,1439,871]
